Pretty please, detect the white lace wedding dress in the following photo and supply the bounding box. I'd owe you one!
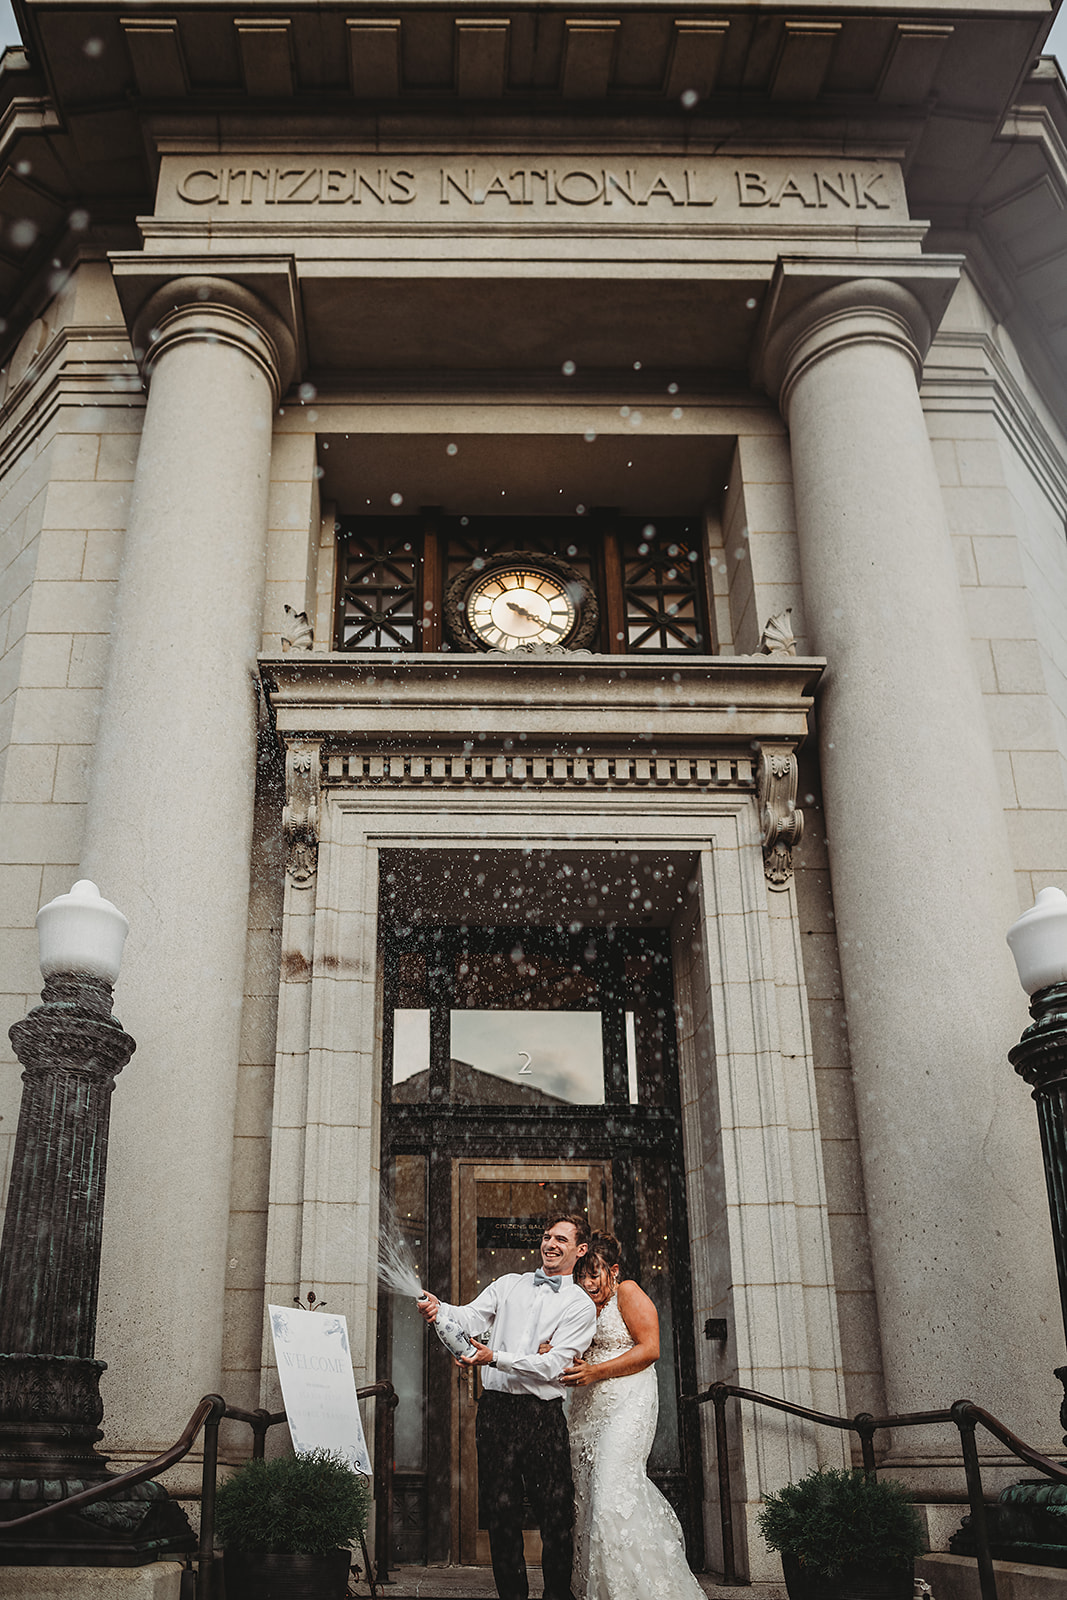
[568,1291,705,1600]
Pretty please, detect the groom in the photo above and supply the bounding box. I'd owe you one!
[417,1211,596,1600]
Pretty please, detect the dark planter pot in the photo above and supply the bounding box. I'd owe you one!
[781,1553,914,1600]
[222,1547,352,1600]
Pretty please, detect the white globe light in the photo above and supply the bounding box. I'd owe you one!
[1006,886,1067,996]
[36,879,129,985]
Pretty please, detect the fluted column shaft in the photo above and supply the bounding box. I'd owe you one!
[80,279,293,1448]
[768,279,1061,1452]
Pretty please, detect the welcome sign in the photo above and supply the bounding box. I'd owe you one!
[268,1305,372,1476]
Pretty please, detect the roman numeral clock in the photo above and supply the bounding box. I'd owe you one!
[444,552,599,653]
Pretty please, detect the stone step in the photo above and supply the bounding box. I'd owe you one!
[918,1554,1067,1598]
[362,1568,786,1598]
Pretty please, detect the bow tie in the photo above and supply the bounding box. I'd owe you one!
[533,1268,563,1292]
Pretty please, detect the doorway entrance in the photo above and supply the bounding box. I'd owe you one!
[378,889,704,1570]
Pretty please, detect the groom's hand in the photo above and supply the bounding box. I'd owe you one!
[417,1294,440,1324]
[460,1339,495,1366]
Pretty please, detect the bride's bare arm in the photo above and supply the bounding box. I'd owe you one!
[561,1280,660,1386]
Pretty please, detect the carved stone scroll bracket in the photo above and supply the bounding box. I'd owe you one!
[757,744,804,889]
[282,739,321,885]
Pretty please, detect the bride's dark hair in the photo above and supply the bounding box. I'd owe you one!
[575,1230,622,1282]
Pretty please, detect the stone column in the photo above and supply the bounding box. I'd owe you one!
[763,277,1061,1460]
[80,278,294,1450]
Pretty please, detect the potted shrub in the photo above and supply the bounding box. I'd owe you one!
[215,1448,371,1600]
[757,1465,925,1600]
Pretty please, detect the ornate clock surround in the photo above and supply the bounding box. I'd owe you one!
[443,550,599,653]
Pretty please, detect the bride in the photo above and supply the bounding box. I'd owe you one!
[560,1232,706,1600]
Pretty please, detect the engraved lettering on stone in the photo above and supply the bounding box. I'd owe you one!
[640,172,684,206]
[442,166,477,204]
[556,169,604,204]
[852,171,889,208]
[320,168,354,203]
[275,167,321,203]
[167,156,900,221]
[683,168,715,206]
[177,168,221,203]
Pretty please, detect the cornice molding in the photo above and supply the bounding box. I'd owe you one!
[923,325,1067,512]
[259,651,824,746]
[0,326,142,478]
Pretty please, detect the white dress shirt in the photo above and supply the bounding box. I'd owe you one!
[441,1273,598,1400]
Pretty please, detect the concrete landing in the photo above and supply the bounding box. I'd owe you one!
[919,1554,1067,1598]
[0,1565,184,1599]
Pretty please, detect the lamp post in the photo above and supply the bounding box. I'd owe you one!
[951,886,1067,1566]
[0,881,194,1565]
[1006,886,1067,1370]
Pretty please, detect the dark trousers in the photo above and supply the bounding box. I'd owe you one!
[475,1391,576,1600]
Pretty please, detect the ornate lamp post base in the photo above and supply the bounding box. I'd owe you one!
[0,1355,195,1566]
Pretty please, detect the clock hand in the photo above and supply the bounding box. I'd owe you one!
[506,600,540,623]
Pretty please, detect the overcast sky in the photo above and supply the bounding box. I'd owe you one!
[2,2,1066,64]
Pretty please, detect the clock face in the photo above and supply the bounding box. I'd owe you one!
[465,566,578,650]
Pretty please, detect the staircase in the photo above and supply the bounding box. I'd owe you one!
[358,1566,788,1598]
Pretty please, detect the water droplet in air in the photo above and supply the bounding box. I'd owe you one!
[83,36,104,56]
[562,359,576,376]
[299,382,316,402]
[681,89,699,108]
[391,492,403,506]
[446,442,458,455]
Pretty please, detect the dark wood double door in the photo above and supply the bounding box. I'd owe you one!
[379,923,703,1571]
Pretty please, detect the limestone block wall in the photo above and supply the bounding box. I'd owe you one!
[0,261,142,1237]
[791,751,886,1437]
[724,417,884,1436]
[221,407,319,1426]
[924,272,1067,910]
[722,424,809,657]
[261,414,321,652]
[219,764,285,1432]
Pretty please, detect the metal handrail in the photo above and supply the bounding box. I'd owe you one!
[0,1393,226,1530]
[685,1380,1067,1600]
[0,1380,397,1600]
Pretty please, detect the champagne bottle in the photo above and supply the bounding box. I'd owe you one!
[418,1295,478,1359]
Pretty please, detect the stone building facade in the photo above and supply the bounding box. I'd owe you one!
[1,0,1067,1581]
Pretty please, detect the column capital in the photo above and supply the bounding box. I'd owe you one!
[109,256,300,404]
[753,256,962,418]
